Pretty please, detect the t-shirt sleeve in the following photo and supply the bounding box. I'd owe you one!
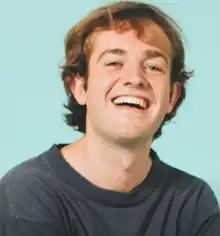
[190,181,220,236]
[0,169,64,236]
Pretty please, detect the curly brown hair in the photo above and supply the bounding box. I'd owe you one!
[61,1,194,140]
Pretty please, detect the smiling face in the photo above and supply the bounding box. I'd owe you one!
[71,21,180,146]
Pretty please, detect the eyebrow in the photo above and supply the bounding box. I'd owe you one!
[97,48,170,65]
[97,48,126,62]
[145,50,169,65]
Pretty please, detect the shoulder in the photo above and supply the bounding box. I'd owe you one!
[158,160,220,234]
[162,160,218,204]
[161,160,219,221]
[0,145,56,190]
[0,145,61,222]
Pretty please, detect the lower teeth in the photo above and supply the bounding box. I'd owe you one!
[117,104,142,109]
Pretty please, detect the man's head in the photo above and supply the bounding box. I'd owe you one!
[61,1,193,144]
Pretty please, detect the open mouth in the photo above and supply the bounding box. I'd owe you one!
[111,96,150,110]
[114,102,145,110]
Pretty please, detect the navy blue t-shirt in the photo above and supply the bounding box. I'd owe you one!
[0,144,219,235]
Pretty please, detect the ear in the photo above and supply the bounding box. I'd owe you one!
[69,75,87,105]
[167,82,181,113]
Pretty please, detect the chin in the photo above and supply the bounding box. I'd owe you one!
[110,128,153,147]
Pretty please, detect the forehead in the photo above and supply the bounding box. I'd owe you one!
[90,21,172,59]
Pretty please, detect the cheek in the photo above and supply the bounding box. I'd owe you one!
[91,71,119,99]
[86,75,109,109]
[151,78,171,104]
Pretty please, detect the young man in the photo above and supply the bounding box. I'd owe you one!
[0,1,219,235]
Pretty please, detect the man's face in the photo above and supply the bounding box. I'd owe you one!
[74,22,179,145]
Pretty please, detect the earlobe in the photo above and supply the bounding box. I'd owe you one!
[168,82,181,113]
[69,75,87,105]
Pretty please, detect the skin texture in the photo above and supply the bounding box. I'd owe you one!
[61,22,180,192]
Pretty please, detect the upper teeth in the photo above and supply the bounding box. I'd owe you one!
[113,96,147,109]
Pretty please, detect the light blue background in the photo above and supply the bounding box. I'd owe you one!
[1,0,219,201]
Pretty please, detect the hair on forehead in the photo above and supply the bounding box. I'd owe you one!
[65,3,180,67]
[83,19,172,66]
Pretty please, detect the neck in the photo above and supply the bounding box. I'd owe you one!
[72,131,153,193]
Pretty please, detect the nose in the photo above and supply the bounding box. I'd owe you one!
[121,62,148,88]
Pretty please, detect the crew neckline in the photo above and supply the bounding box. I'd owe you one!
[46,144,167,206]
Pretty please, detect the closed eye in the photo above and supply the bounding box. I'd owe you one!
[149,65,162,71]
[105,61,123,68]
[146,64,164,73]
